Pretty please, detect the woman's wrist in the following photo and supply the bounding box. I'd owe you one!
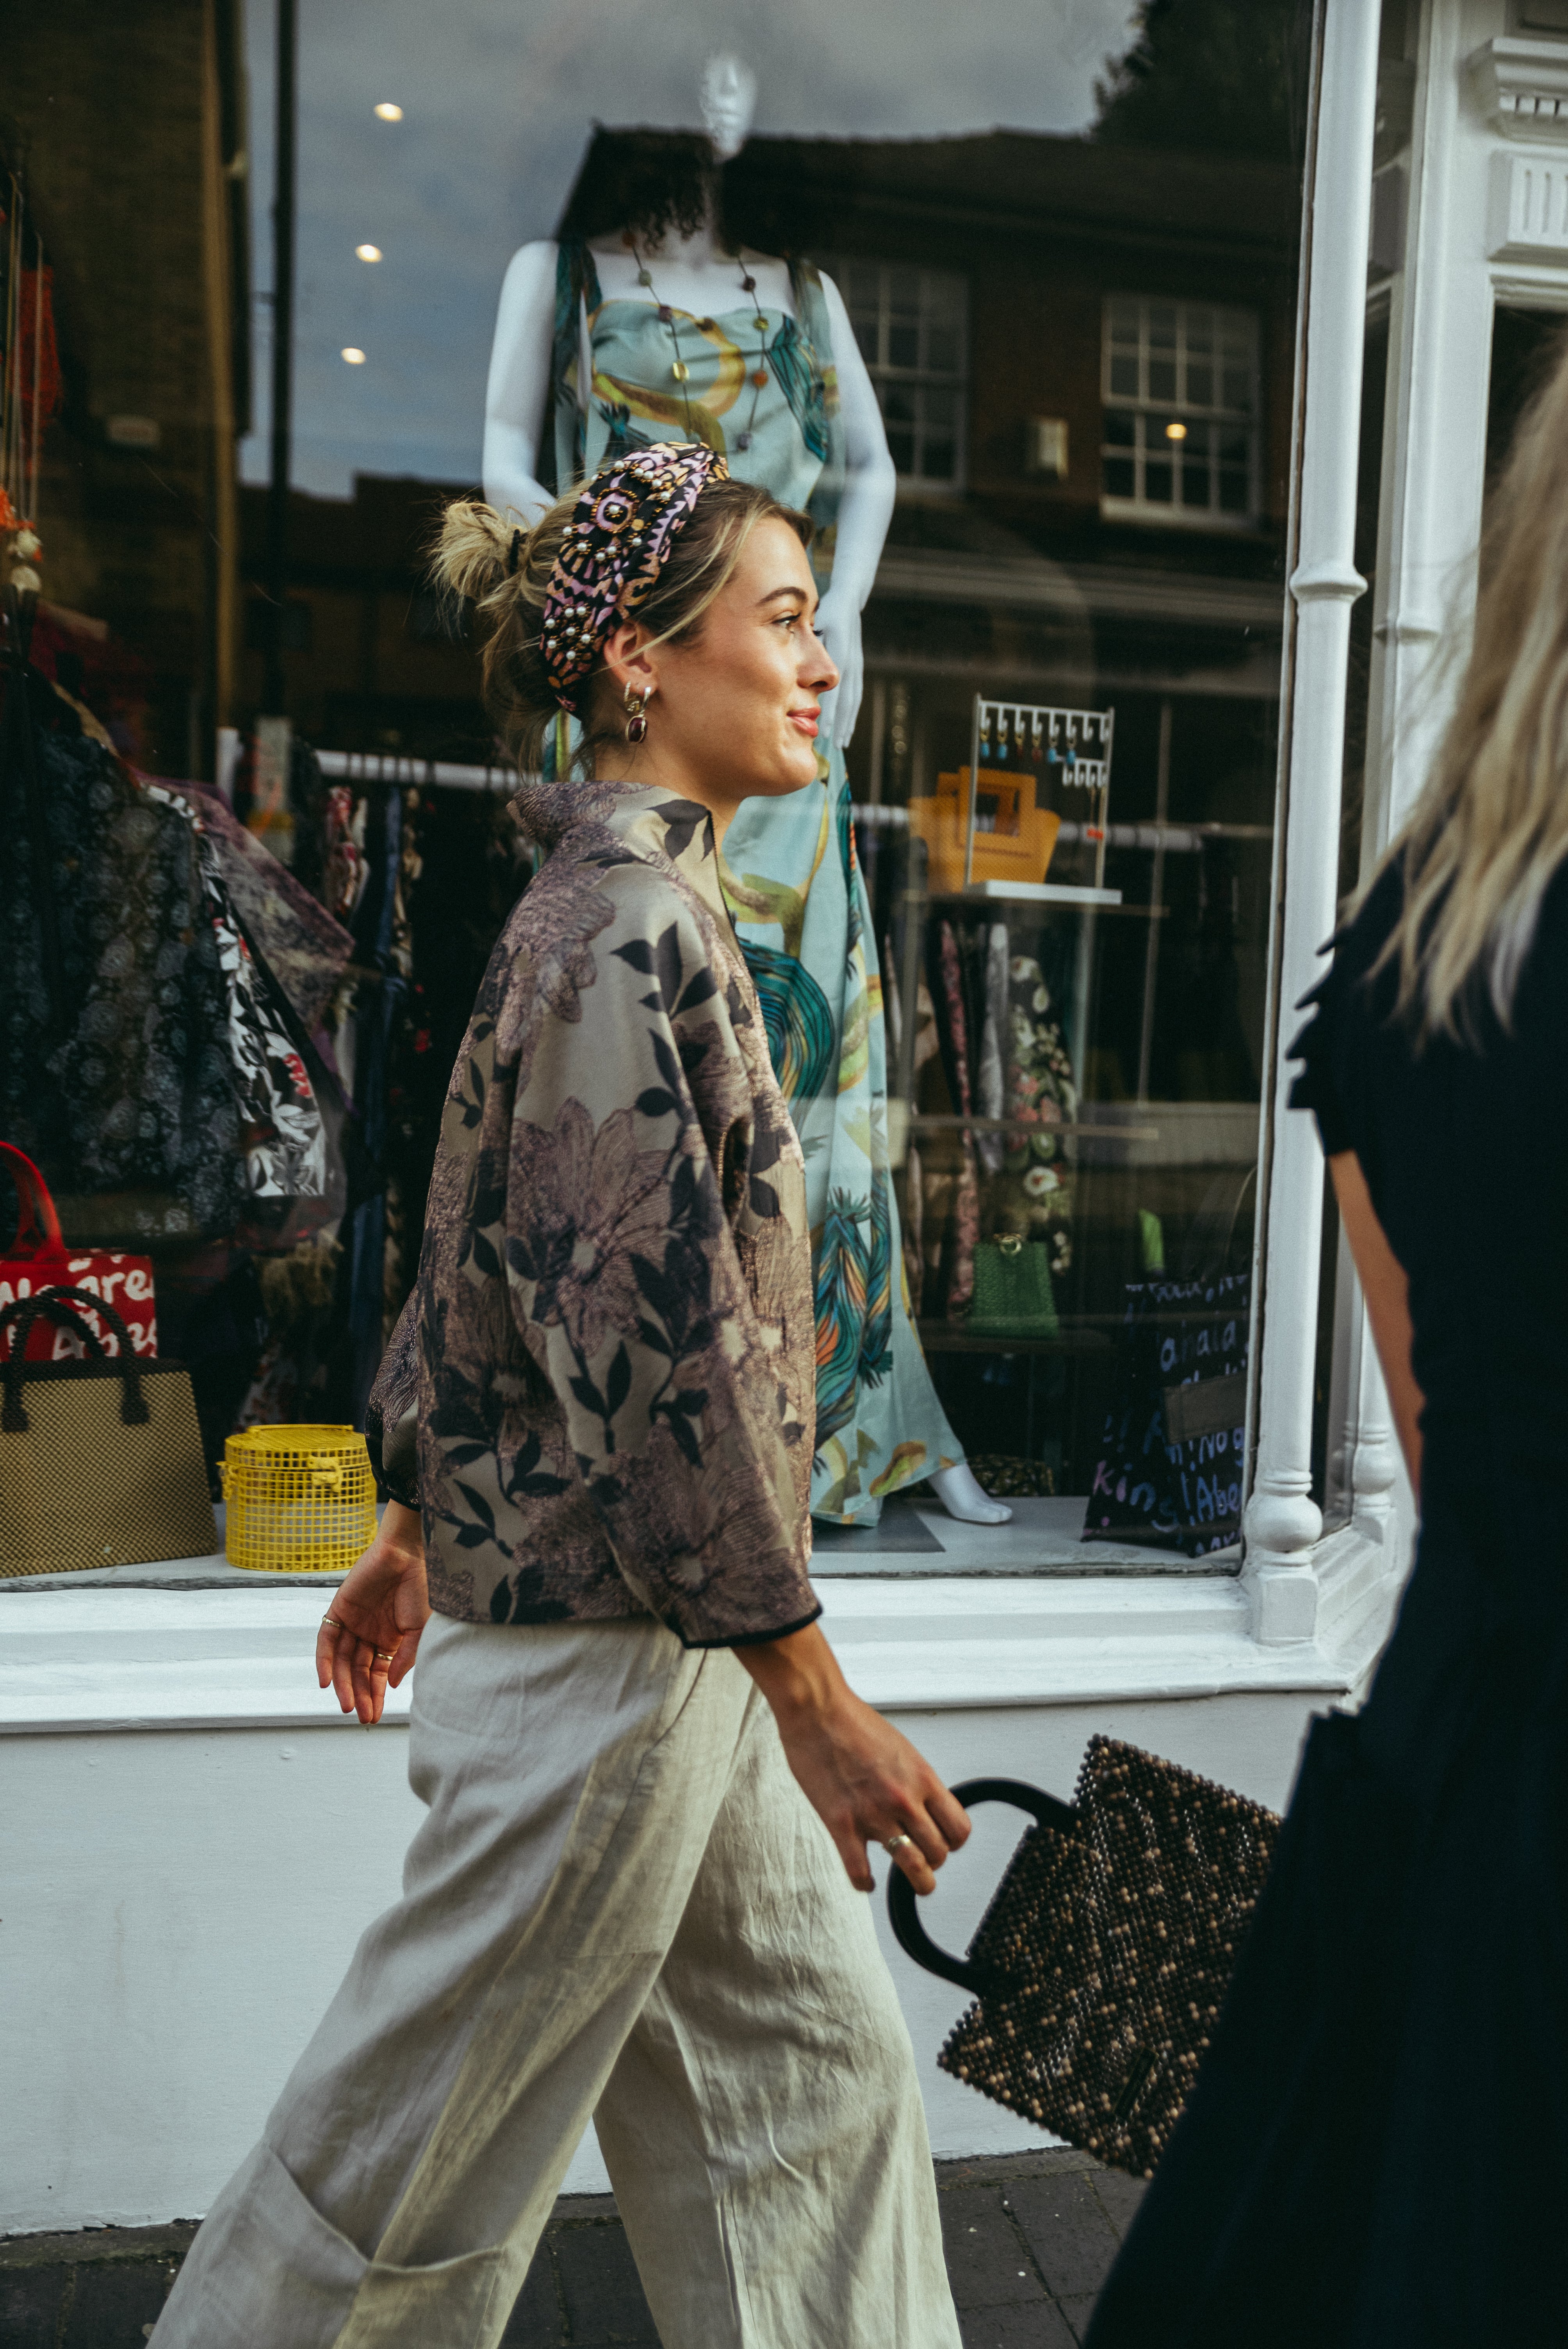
[381,1499,424,1557]
[736,1621,847,1727]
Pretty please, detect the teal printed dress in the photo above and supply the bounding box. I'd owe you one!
[550,241,962,1520]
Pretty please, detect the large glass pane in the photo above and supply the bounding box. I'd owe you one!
[1,0,1311,1570]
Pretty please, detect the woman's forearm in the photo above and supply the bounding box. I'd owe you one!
[1329,1148,1424,1494]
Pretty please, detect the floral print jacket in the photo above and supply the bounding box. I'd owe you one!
[366,777,820,1647]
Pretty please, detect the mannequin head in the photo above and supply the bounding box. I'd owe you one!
[700,54,757,163]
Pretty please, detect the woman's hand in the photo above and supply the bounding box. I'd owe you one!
[315,1500,430,1726]
[738,1622,970,1893]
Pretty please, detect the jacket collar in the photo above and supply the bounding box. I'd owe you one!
[515,775,731,931]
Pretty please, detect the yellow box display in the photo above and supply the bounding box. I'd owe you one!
[221,1423,378,1575]
[908,766,1062,895]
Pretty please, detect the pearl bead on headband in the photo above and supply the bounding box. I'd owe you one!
[540,442,729,713]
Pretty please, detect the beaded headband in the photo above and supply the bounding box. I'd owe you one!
[540,442,729,712]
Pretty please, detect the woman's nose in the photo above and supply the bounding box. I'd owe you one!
[807,631,839,694]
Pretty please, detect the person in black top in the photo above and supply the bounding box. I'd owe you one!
[1085,339,1568,2346]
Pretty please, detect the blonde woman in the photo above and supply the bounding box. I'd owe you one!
[152,446,965,2349]
[1086,353,1568,2344]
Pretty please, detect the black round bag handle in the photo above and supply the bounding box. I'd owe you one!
[886,1777,1077,1996]
[0,1285,148,1433]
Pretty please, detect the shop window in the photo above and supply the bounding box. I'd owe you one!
[1101,297,1260,529]
[406,591,466,643]
[3,1,1313,1576]
[826,258,967,489]
[244,596,313,653]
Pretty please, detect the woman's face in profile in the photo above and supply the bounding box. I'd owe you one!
[654,517,839,802]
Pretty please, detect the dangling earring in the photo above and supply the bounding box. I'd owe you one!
[624,684,652,745]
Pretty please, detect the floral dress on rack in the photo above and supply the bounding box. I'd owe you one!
[547,240,962,1522]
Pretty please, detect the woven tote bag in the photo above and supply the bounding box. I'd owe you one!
[0,1287,216,1577]
[967,1235,1060,1338]
[887,1739,1280,2178]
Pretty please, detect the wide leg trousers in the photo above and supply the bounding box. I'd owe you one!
[151,1613,960,2349]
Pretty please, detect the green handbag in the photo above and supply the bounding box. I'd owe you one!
[966,1234,1060,1338]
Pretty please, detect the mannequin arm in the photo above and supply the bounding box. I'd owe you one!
[813,271,895,749]
[482,239,561,525]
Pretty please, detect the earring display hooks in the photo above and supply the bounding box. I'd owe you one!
[963,697,1115,891]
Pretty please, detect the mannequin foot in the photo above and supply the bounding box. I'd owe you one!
[928,1463,1013,1525]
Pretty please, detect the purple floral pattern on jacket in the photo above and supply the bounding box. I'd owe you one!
[366,779,819,1649]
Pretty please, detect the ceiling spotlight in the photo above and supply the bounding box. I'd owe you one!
[374,102,403,121]
[342,347,367,366]
[1165,421,1188,442]
[355,244,383,263]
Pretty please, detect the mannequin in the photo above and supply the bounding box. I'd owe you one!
[481,62,1008,1527]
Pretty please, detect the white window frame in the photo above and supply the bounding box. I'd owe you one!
[1101,294,1262,531]
[825,256,968,493]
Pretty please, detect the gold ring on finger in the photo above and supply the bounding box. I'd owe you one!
[883,1833,914,1855]
[321,1615,346,1631]
[374,1649,396,1664]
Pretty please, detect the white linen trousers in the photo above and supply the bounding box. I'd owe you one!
[151,1612,961,2349]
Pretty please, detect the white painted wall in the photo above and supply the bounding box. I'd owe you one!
[0,1578,1348,2234]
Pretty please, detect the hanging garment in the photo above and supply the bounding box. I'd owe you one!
[547,241,962,1522]
[975,921,1010,1176]
[0,674,334,1241]
[996,945,1077,1276]
[934,920,980,1322]
[160,778,354,1033]
[2,690,244,1234]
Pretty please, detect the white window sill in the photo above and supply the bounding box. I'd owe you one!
[0,1517,1399,1736]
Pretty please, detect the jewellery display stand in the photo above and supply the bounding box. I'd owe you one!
[962,699,1116,894]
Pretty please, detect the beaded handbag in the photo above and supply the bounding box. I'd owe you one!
[887,1739,1280,2178]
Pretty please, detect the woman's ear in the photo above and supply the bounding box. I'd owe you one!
[602,621,658,703]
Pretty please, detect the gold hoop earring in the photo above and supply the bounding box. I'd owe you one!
[624,684,652,745]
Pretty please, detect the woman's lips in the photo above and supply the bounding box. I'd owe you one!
[788,708,820,738]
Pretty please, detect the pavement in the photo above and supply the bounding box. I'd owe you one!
[0,2149,1143,2346]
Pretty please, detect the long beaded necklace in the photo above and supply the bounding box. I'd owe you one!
[627,237,776,453]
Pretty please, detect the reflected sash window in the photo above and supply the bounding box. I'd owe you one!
[827,258,968,490]
[1101,296,1259,529]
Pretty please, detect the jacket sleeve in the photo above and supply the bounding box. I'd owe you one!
[500,886,819,1647]
[365,1289,421,1508]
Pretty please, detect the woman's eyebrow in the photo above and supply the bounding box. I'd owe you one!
[756,584,814,610]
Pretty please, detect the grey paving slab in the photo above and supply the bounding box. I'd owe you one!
[1058,2292,1101,2344]
[0,2262,69,2349]
[1007,2173,1123,2300]
[498,2245,565,2344]
[0,2153,1139,2346]
[939,2189,1046,2309]
[1087,2165,1149,2239]
[61,2255,181,2346]
[553,2219,659,2345]
[958,2301,1080,2349]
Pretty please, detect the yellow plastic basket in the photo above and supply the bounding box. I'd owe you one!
[221,1424,378,1574]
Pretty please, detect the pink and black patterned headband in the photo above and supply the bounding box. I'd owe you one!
[540,442,729,712]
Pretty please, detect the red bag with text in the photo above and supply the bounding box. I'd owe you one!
[0,1143,158,1360]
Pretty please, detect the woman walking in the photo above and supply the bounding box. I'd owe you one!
[1085,345,1568,2344]
[153,445,966,2349]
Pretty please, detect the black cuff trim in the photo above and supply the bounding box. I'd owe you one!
[667,1600,823,1652]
